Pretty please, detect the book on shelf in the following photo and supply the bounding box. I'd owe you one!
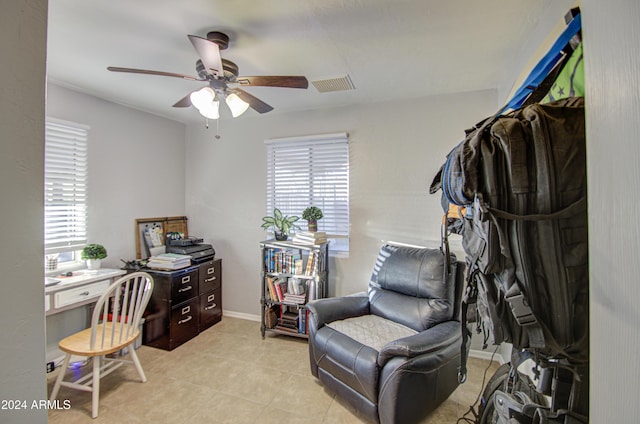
[287,277,305,295]
[298,309,309,334]
[304,252,315,276]
[306,279,317,302]
[266,277,278,302]
[275,324,300,333]
[292,231,328,245]
[276,308,300,333]
[283,293,307,305]
[281,310,298,322]
[272,278,287,302]
[264,248,301,274]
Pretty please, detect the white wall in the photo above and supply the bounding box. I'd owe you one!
[185,90,497,317]
[46,84,187,267]
[0,0,48,422]
[582,0,640,420]
[43,84,188,357]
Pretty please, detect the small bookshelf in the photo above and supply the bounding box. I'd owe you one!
[259,239,329,339]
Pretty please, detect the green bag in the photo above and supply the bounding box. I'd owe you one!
[543,43,584,102]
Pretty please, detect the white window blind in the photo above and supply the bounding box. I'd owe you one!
[265,132,349,252]
[44,118,89,254]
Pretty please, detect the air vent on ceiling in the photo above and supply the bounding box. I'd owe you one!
[311,74,355,93]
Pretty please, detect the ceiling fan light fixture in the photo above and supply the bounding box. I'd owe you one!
[190,87,219,119]
[226,92,250,117]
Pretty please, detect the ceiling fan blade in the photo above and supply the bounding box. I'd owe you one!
[172,93,193,108]
[188,35,224,78]
[230,88,274,114]
[235,76,309,89]
[107,67,203,81]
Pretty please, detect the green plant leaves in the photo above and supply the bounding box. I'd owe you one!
[262,208,299,235]
[302,206,323,221]
[81,243,107,260]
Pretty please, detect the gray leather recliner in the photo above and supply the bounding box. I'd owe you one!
[307,244,467,424]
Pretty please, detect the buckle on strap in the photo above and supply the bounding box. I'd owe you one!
[505,293,537,326]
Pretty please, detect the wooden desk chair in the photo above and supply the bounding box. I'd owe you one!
[49,272,154,418]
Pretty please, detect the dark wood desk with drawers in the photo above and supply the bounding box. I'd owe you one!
[143,258,222,350]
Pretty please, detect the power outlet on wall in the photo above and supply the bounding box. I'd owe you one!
[46,361,55,373]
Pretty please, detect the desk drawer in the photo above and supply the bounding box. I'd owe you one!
[54,280,110,308]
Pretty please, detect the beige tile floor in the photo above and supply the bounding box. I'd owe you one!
[47,316,499,423]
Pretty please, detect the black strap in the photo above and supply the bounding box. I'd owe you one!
[441,216,452,272]
[520,44,573,108]
[458,268,478,384]
[487,196,586,222]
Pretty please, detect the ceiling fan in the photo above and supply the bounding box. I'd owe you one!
[107,31,308,119]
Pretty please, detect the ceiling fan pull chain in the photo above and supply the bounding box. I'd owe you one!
[215,117,221,139]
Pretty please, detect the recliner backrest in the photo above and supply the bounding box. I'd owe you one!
[368,245,458,332]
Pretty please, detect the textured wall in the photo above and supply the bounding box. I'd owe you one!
[0,0,48,422]
[582,0,640,420]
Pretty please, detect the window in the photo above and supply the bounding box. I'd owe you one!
[44,118,89,263]
[265,132,349,253]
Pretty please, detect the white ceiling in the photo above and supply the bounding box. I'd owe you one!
[46,0,557,124]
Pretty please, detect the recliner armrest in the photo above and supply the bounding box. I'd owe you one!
[306,295,370,329]
[378,320,460,366]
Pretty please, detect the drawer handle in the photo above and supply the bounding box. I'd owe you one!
[178,316,192,325]
[79,291,90,296]
[204,303,217,310]
[178,285,192,293]
[207,267,215,275]
[205,276,217,282]
[181,275,191,284]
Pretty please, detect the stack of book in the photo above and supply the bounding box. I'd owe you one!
[283,292,307,305]
[292,231,328,245]
[146,253,191,270]
[276,311,300,333]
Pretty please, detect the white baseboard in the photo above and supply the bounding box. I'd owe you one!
[222,310,261,322]
[469,349,506,364]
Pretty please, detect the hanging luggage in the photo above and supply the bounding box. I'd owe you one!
[431,95,588,362]
[430,96,588,422]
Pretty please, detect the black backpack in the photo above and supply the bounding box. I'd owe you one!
[430,97,588,376]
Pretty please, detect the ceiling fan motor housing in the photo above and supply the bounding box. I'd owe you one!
[206,31,229,50]
[196,58,239,81]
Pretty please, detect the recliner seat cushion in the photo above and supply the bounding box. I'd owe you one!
[326,314,417,352]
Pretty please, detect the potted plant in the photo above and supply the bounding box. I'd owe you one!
[261,208,299,240]
[302,206,323,232]
[81,244,108,270]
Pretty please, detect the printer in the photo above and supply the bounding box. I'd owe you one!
[165,237,215,263]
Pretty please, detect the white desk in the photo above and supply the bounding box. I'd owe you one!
[45,268,126,363]
[45,268,126,316]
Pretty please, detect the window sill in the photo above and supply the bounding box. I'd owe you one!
[44,261,85,277]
